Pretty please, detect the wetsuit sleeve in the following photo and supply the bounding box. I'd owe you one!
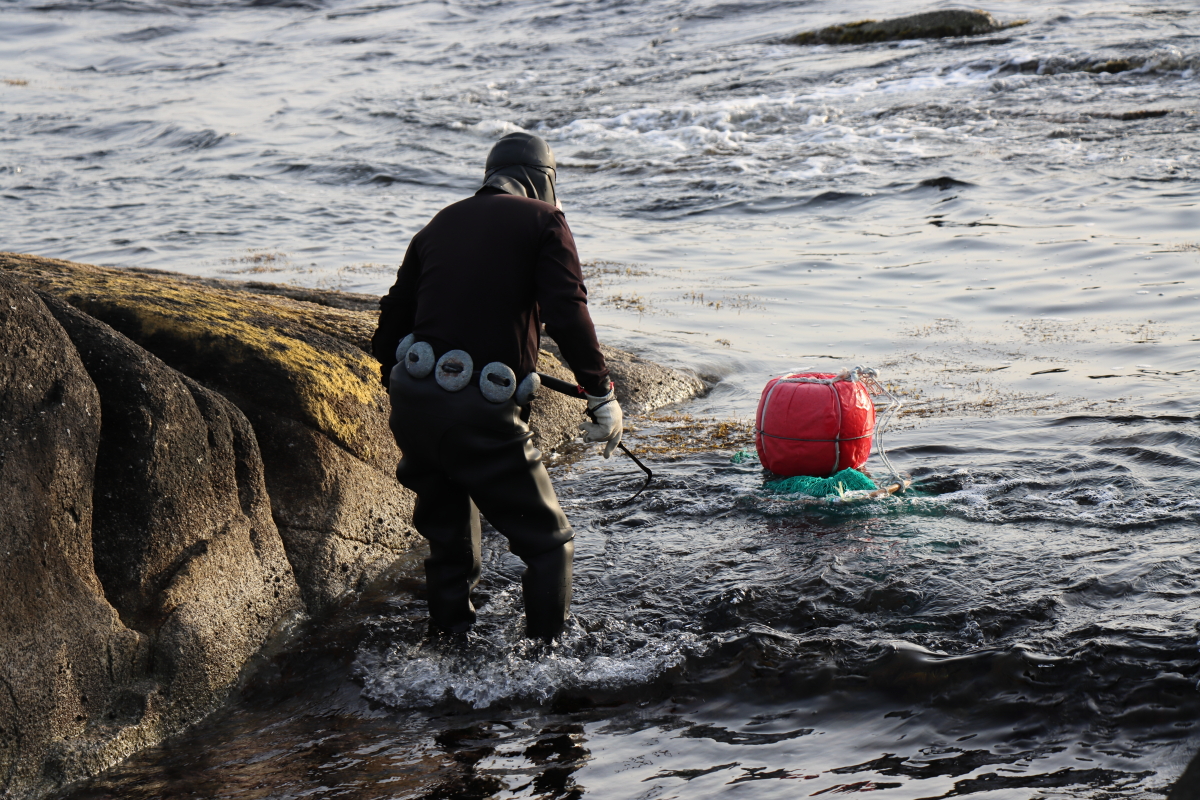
[371,237,421,385]
[535,211,611,396]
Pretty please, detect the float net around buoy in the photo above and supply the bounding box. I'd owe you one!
[764,468,878,497]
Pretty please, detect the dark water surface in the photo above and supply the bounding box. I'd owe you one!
[6,0,1199,795]
[63,410,1200,798]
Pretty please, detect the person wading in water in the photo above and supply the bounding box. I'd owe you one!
[371,131,622,641]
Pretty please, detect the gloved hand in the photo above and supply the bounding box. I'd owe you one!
[579,388,623,458]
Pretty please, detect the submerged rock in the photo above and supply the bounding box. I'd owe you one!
[784,9,1025,46]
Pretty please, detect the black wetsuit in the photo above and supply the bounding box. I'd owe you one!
[372,188,609,638]
[373,189,610,396]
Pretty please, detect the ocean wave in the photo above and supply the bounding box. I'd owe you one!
[450,118,526,137]
[915,472,1200,529]
[525,47,1197,148]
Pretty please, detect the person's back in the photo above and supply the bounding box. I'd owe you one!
[380,190,608,396]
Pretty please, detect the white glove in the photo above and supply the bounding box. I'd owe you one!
[579,388,623,458]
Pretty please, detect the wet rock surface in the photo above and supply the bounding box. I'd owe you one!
[784,9,1023,46]
[42,294,306,720]
[0,273,122,799]
[42,295,303,635]
[539,339,706,417]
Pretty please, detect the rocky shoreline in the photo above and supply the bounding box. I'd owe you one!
[0,253,703,800]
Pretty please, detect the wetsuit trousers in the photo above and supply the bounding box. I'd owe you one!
[388,364,574,639]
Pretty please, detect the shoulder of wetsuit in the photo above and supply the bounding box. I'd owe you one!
[469,193,563,230]
[472,190,556,210]
[434,195,482,216]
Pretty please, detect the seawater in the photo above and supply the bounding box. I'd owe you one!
[5,0,1199,796]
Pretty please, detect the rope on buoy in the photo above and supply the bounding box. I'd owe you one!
[850,366,905,490]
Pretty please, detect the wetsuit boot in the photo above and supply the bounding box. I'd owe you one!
[410,480,483,634]
[425,553,481,634]
[521,540,574,640]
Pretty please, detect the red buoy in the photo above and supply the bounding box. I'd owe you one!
[754,372,876,478]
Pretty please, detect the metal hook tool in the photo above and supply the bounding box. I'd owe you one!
[536,372,654,504]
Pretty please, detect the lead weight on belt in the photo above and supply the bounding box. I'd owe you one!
[405,341,435,379]
[515,372,541,405]
[435,350,473,392]
[395,333,416,362]
[479,362,517,403]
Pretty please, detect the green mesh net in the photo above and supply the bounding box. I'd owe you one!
[731,450,880,498]
[762,468,877,497]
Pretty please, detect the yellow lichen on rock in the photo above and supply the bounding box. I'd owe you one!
[98,284,379,452]
[1,253,386,457]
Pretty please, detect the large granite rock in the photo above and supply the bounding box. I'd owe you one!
[3,254,416,615]
[0,276,301,800]
[784,9,1025,46]
[42,296,304,693]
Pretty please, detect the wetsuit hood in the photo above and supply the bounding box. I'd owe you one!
[479,132,558,208]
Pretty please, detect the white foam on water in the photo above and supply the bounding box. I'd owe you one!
[355,589,703,709]
[421,44,1197,195]
[451,119,527,137]
[936,478,1200,527]
[522,66,1043,173]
